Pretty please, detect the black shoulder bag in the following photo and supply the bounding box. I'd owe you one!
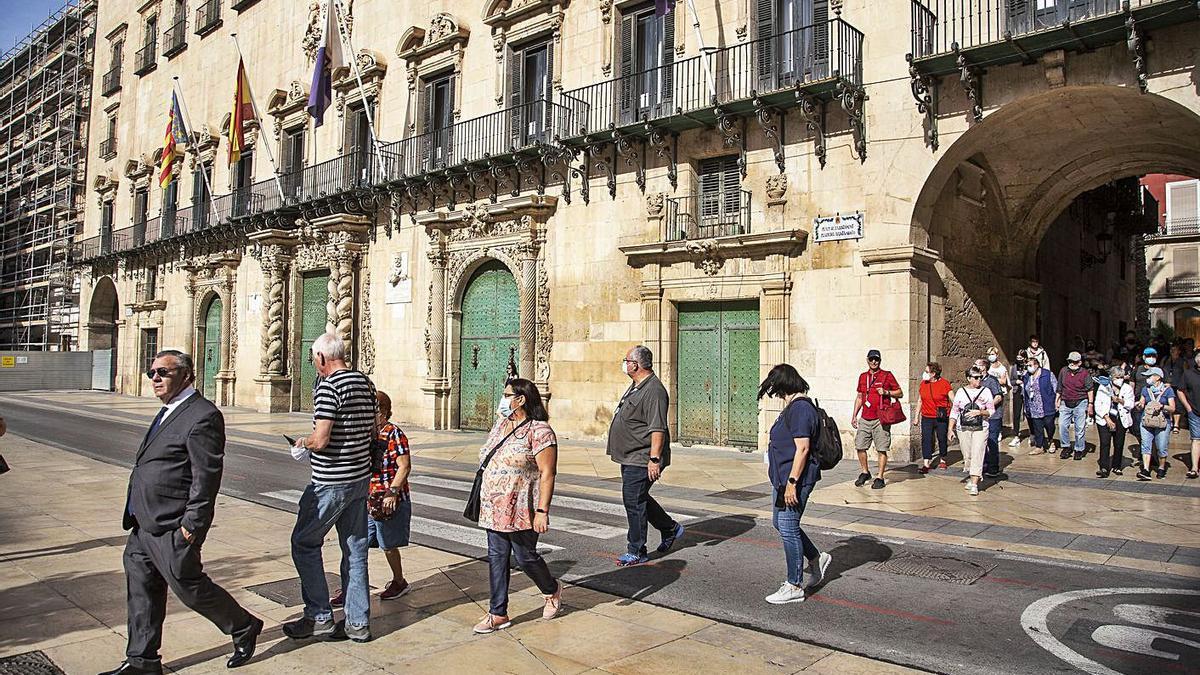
[463,418,532,523]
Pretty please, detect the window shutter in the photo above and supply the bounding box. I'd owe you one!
[445,75,456,162]
[661,7,675,111]
[698,157,722,224]
[812,0,829,79]
[721,156,740,219]
[619,13,635,123]
[510,46,524,148]
[419,82,433,169]
[1007,0,1030,35]
[1173,247,1199,279]
[755,0,776,92]
[1167,180,1199,232]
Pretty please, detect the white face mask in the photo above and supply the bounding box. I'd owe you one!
[1026,365,1037,374]
[1068,363,1080,371]
[1145,357,1157,365]
[921,372,932,381]
[1113,379,1125,387]
[497,395,517,419]
[621,360,632,377]
[987,354,997,363]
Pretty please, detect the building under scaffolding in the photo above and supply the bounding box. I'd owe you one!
[0,1,95,351]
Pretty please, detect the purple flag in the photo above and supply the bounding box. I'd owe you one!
[654,0,674,17]
[306,1,345,127]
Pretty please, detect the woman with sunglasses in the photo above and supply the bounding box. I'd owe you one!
[949,366,996,496]
[473,378,563,634]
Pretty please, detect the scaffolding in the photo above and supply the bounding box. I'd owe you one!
[0,0,94,350]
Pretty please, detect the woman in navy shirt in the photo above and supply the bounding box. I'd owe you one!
[757,364,832,605]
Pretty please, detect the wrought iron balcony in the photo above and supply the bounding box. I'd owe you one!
[195,0,222,36]
[559,19,863,145]
[134,42,157,76]
[381,98,575,181]
[908,0,1198,75]
[163,18,188,57]
[1148,216,1200,238]
[230,0,259,11]
[665,190,751,241]
[98,137,116,159]
[1163,277,1200,297]
[100,65,120,96]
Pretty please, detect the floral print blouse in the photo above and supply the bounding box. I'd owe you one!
[477,418,557,533]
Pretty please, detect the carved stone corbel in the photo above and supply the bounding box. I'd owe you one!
[836,79,868,162]
[753,97,785,174]
[905,54,938,151]
[612,128,645,193]
[955,50,982,123]
[795,90,827,168]
[1126,10,1147,94]
[645,125,677,190]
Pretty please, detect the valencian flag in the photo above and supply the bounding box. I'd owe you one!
[306,0,345,127]
[229,58,255,165]
[158,93,188,189]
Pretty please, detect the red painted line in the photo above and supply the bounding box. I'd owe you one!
[983,576,1059,591]
[808,594,955,625]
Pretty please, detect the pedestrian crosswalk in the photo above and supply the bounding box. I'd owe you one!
[256,473,703,556]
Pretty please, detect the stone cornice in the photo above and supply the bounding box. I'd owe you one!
[860,245,941,276]
[620,229,808,271]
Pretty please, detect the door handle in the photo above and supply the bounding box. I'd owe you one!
[471,345,480,369]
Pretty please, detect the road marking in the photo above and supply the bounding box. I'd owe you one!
[1091,625,1200,661]
[407,474,697,523]
[1021,587,1200,675]
[997,553,1097,571]
[407,491,626,539]
[257,489,561,553]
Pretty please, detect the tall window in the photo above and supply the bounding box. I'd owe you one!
[757,0,829,91]
[420,75,453,168]
[619,4,674,124]
[111,38,123,69]
[100,201,114,253]
[193,162,212,227]
[696,155,744,237]
[346,104,371,183]
[509,41,551,146]
[1166,179,1199,234]
[282,127,305,200]
[162,180,178,236]
[233,150,253,216]
[144,266,159,301]
[145,15,158,48]
[141,328,159,372]
[134,187,149,244]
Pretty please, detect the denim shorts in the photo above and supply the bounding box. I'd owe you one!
[1188,411,1200,440]
[367,498,411,550]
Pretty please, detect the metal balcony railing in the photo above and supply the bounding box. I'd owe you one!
[163,18,187,57]
[134,42,157,75]
[98,137,115,159]
[910,0,1193,64]
[561,19,862,140]
[1164,277,1200,296]
[195,0,222,35]
[1158,216,1200,236]
[380,98,575,178]
[665,190,752,241]
[101,65,121,96]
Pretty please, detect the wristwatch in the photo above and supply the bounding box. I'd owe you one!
[386,487,401,497]
[648,456,662,464]
[535,508,548,514]
[787,477,798,485]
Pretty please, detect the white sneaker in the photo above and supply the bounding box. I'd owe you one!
[968,484,979,496]
[1008,437,1021,447]
[806,552,831,590]
[765,582,806,604]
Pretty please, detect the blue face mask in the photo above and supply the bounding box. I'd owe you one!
[497,395,516,419]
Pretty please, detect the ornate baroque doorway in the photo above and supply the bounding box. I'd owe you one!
[457,261,520,430]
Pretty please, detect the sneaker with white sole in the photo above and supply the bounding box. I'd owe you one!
[967,484,979,496]
[765,582,806,604]
[806,552,831,590]
[1008,437,1021,447]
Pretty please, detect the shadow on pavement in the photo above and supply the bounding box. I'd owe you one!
[816,535,894,589]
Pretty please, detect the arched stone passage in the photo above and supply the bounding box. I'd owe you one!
[912,85,1200,375]
[87,276,120,390]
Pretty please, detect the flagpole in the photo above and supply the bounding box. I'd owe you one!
[331,0,388,182]
[682,0,717,103]
[230,34,288,203]
[172,77,223,229]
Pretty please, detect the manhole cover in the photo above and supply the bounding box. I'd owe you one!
[0,651,65,675]
[706,489,772,502]
[873,555,995,585]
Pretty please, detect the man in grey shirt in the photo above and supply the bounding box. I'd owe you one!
[608,345,684,566]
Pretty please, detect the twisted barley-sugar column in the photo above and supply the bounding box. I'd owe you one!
[427,248,447,381]
[326,264,339,336]
[336,253,355,352]
[261,255,287,375]
[518,243,537,380]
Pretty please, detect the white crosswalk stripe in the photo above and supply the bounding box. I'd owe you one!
[406,474,697,523]
[255,488,561,553]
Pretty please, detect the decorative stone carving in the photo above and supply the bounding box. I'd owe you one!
[250,244,290,375]
[685,239,725,276]
[388,253,408,286]
[449,209,529,241]
[645,192,665,217]
[535,262,553,383]
[428,13,457,42]
[359,264,375,374]
[304,0,353,61]
[766,174,788,203]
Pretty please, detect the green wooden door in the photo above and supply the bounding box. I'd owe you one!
[459,261,519,431]
[677,301,760,446]
[299,271,330,411]
[201,297,222,399]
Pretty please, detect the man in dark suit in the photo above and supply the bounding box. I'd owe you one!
[99,350,263,674]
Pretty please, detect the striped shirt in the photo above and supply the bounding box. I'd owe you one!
[311,369,377,485]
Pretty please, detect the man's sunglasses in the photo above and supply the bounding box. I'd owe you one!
[145,367,179,380]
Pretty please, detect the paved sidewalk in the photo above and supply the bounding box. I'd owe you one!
[0,433,923,675]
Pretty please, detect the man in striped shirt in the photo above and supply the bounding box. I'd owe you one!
[283,333,377,643]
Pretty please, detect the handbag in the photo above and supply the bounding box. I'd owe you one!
[959,387,987,430]
[874,372,907,425]
[367,489,393,521]
[463,418,531,523]
[924,381,950,422]
[1142,390,1170,430]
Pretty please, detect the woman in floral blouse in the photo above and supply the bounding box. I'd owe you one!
[473,378,562,634]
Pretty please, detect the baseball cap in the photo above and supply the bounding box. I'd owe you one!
[1067,351,1082,362]
[1144,347,1158,356]
[1146,367,1164,378]
[866,349,881,361]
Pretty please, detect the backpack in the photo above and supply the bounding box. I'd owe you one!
[800,398,843,471]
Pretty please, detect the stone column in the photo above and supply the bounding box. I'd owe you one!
[518,241,538,380]
[422,229,451,429]
[215,271,236,406]
[759,280,792,451]
[248,235,295,412]
[182,269,197,355]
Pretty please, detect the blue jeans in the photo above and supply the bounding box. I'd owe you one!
[984,418,1002,473]
[485,529,558,616]
[620,464,677,557]
[1140,425,1170,458]
[772,483,819,586]
[920,416,948,461]
[291,478,371,627]
[1058,400,1088,453]
[1028,414,1055,449]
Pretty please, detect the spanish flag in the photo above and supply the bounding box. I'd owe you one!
[228,58,255,165]
[158,93,188,189]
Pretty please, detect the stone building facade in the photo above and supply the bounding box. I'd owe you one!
[1145,174,1200,342]
[75,0,1200,458]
